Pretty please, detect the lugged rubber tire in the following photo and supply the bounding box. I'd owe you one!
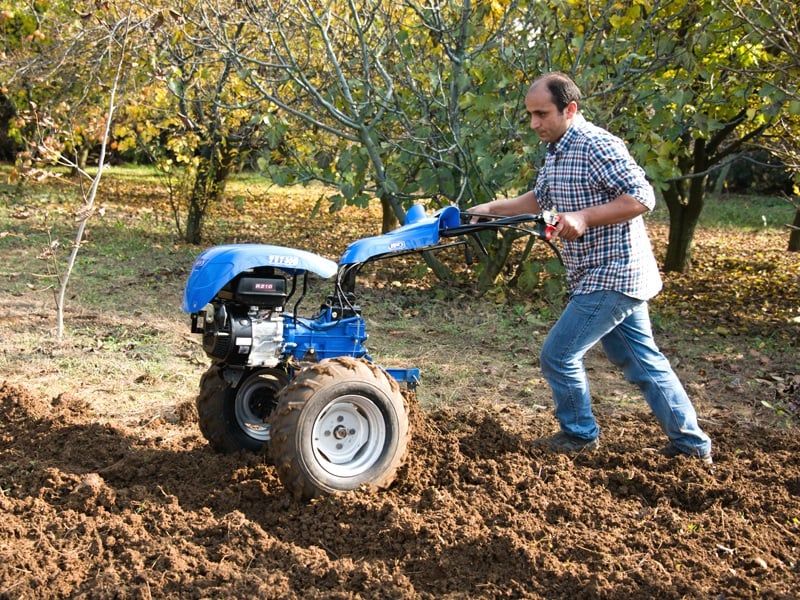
[270,357,410,501]
[196,364,287,453]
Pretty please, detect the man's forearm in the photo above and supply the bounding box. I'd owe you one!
[557,194,649,240]
[476,190,541,216]
[581,194,649,228]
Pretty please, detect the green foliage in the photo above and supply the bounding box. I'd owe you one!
[533,0,782,188]
[0,1,46,47]
[1,0,131,171]
[6,0,798,269]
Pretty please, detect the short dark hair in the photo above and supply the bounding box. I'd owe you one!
[530,72,582,112]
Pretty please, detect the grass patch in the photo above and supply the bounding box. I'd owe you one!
[650,191,794,230]
[702,193,794,229]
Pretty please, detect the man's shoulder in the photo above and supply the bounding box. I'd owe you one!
[574,118,621,144]
[572,119,628,157]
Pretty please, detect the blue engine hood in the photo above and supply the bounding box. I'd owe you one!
[183,244,338,313]
[339,205,461,265]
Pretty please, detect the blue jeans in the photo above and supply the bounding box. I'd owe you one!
[540,290,712,457]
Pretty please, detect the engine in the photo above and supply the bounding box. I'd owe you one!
[192,268,288,367]
[190,262,373,367]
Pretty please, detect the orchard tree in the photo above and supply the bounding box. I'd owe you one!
[1,0,78,167]
[1,1,151,175]
[723,0,800,250]
[0,1,35,160]
[2,2,144,340]
[116,2,271,243]
[5,0,276,245]
[234,1,537,214]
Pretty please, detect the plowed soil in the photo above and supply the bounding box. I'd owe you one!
[1,380,798,599]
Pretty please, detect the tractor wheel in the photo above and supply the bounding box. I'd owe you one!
[196,364,288,453]
[270,357,410,500]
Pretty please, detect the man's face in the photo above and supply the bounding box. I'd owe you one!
[524,83,577,143]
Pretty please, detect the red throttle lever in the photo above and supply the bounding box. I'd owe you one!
[538,210,559,241]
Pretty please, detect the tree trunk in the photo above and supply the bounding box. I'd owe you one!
[663,195,700,272]
[789,206,800,252]
[476,231,518,292]
[662,139,708,273]
[0,93,17,161]
[380,195,398,233]
[70,147,90,177]
[186,166,211,245]
[185,196,205,245]
[185,145,232,244]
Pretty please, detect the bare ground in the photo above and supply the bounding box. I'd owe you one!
[1,376,798,599]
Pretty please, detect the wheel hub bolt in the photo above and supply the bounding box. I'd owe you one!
[333,425,347,439]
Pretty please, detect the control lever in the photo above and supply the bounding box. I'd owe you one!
[537,210,560,241]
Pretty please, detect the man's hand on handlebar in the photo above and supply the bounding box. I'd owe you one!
[465,204,490,224]
[554,211,587,241]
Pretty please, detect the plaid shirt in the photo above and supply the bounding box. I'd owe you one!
[533,114,662,300]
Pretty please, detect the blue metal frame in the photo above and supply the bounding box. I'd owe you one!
[282,307,369,362]
[385,368,421,387]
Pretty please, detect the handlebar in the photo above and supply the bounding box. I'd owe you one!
[442,210,560,241]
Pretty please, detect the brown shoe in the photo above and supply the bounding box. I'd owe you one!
[660,442,713,465]
[533,431,599,453]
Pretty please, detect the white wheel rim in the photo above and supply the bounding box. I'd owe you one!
[311,394,386,478]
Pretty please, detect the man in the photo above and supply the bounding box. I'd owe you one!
[470,72,712,463]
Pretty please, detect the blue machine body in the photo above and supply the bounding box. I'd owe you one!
[181,211,451,386]
[281,308,419,385]
[339,205,460,265]
[281,309,419,385]
[282,307,368,362]
[182,244,338,313]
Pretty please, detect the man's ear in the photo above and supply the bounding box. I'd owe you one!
[565,101,578,119]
